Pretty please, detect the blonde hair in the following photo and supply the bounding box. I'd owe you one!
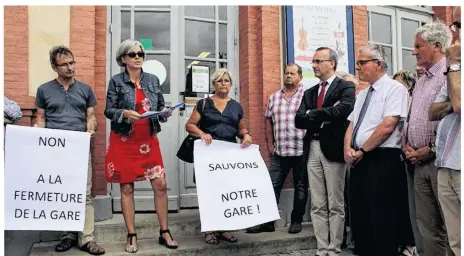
[211,68,233,85]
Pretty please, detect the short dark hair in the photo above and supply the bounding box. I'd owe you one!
[49,45,74,66]
[286,63,303,77]
[315,47,338,71]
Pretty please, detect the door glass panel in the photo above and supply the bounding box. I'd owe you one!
[146,54,171,94]
[383,46,393,76]
[401,19,419,48]
[185,20,216,58]
[135,12,170,50]
[219,6,227,20]
[185,6,215,19]
[402,50,416,71]
[219,24,227,60]
[121,11,131,42]
[371,13,392,44]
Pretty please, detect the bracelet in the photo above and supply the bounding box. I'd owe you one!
[444,64,461,75]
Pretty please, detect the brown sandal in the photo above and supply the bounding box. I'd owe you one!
[205,232,219,245]
[216,231,238,243]
[80,241,105,255]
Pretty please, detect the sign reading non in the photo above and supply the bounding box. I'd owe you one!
[4,125,90,231]
[194,140,280,232]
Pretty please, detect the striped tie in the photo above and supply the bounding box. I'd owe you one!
[351,86,374,149]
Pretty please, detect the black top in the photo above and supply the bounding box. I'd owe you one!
[35,79,97,132]
[196,98,243,143]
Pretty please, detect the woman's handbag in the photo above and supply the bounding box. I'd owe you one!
[176,99,206,163]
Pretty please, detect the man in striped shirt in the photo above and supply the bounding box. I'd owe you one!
[247,63,307,234]
[428,24,461,256]
[403,21,452,256]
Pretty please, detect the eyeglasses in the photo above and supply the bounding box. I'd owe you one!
[356,59,379,66]
[311,59,333,64]
[125,52,145,58]
[54,61,76,67]
[215,79,231,83]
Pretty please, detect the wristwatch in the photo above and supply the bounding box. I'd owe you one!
[245,132,252,137]
[428,141,436,155]
[444,63,461,75]
[359,147,368,155]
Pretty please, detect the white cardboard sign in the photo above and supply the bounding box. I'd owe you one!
[194,140,280,232]
[4,125,90,231]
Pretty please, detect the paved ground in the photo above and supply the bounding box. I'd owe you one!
[261,247,357,256]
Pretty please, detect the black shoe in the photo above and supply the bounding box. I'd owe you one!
[55,238,76,252]
[288,222,302,234]
[246,222,275,233]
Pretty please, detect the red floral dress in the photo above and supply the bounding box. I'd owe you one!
[105,81,165,183]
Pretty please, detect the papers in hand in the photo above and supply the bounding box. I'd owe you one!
[140,102,184,119]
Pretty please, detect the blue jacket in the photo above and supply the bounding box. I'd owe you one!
[104,69,167,136]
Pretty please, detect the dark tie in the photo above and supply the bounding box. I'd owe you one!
[317,81,327,109]
[351,86,374,149]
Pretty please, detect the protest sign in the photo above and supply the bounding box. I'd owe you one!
[4,125,90,231]
[194,140,280,232]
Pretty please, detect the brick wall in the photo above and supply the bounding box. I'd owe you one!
[94,6,108,196]
[4,6,35,126]
[4,6,108,196]
[69,6,107,196]
[352,6,368,61]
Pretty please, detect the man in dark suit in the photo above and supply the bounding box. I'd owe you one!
[295,47,355,256]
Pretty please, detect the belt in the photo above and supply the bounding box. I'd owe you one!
[311,133,320,140]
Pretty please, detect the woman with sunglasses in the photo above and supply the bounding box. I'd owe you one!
[185,68,253,245]
[104,39,178,253]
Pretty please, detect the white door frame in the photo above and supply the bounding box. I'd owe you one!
[108,6,181,212]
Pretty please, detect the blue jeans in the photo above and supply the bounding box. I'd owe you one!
[268,154,308,224]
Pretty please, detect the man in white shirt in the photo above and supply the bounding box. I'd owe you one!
[344,43,416,256]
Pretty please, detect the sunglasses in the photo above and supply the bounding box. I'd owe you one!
[126,52,145,58]
[356,59,379,66]
[54,61,76,67]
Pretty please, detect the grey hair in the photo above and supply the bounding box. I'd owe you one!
[116,39,145,67]
[414,20,451,53]
[211,68,233,85]
[359,43,389,71]
[336,71,359,86]
[393,69,417,95]
[315,47,338,70]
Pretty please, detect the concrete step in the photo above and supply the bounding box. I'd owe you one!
[30,224,316,256]
[92,209,287,243]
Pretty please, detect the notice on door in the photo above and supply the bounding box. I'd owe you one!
[194,140,280,232]
[4,125,90,231]
[192,65,210,93]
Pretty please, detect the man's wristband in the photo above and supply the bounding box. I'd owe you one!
[359,147,368,155]
[444,64,461,75]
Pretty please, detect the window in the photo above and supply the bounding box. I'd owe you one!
[367,6,431,76]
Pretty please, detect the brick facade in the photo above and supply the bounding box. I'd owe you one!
[4,5,459,196]
[4,6,33,125]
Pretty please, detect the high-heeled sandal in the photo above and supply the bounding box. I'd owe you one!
[125,233,138,253]
[159,229,178,249]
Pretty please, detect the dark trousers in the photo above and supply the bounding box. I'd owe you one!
[350,148,415,256]
[268,154,308,224]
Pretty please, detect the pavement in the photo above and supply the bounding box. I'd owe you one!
[261,247,357,256]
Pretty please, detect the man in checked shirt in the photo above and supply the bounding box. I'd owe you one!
[403,21,452,256]
[247,63,307,234]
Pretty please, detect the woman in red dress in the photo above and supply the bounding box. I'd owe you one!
[104,39,178,253]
